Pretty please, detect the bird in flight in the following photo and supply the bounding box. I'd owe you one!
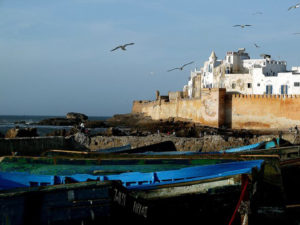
[254,43,260,48]
[167,62,194,72]
[288,3,300,10]
[233,24,252,28]
[252,11,263,15]
[111,43,134,52]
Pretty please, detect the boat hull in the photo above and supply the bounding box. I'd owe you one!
[0,180,118,225]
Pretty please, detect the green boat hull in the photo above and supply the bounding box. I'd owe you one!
[0,156,233,175]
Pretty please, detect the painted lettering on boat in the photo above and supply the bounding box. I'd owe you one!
[113,188,126,206]
[133,201,148,218]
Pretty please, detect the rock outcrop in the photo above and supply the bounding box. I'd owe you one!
[37,113,106,128]
[65,132,91,150]
[88,133,285,152]
[66,112,88,122]
[84,120,107,128]
[38,118,76,126]
[46,127,79,137]
[5,127,38,138]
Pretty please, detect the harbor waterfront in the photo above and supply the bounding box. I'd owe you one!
[0,114,300,224]
[2,0,300,224]
[0,115,109,136]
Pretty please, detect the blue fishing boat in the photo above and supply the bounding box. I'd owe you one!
[0,160,264,191]
[0,156,233,175]
[220,138,281,153]
[44,140,177,157]
[131,138,283,156]
[0,159,286,225]
[94,144,131,153]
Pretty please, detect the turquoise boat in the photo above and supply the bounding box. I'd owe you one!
[0,160,264,191]
[0,158,286,225]
[131,138,286,156]
[0,156,234,176]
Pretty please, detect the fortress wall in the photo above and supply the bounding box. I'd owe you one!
[132,89,226,127]
[229,94,300,129]
[132,100,155,114]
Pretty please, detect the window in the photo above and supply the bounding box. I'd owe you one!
[266,85,273,94]
[226,67,230,74]
[294,82,300,87]
[281,85,288,95]
[232,83,236,89]
[247,83,252,88]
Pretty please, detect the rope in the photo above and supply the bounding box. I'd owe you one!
[228,175,249,225]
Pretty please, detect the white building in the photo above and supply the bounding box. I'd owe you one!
[184,48,300,97]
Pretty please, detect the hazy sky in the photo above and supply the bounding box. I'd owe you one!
[1,0,300,116]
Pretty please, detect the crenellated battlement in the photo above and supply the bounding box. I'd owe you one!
[132,88,300,129]
[231,94,300,99]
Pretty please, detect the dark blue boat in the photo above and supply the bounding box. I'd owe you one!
[94,144,131,153]
[0,160,263,191]
[138,138,282,156]
[0,159,286,225]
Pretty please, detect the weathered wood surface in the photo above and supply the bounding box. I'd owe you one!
[111,178,243,224]
[128,174,242,200]
[111,159,286,225]
[0,180,119,225]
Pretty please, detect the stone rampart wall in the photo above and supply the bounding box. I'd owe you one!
[229,94,300,129]
[132,89,225,127]
[132,89,300,129]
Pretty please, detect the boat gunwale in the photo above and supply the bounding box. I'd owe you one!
[0,180,120,198]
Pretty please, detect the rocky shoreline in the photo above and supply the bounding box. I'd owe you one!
[1,112,299,153]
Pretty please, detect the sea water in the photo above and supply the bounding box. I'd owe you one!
[0,115,110,136]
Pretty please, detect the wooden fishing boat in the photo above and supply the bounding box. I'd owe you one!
[94,144,131,153]
[0,180,120,225]
[44,141,177,157]
[0,160,264,190]
[109,158,287,225]
[95,141,177,154]
[234,145,300,162]
[44,138,292,159]
[0,155,234,176]
[0,158,287,225]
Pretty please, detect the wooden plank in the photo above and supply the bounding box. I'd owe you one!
[286,204,300,208]
[129,175,241,200]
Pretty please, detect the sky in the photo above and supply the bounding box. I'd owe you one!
[1,0,300,117]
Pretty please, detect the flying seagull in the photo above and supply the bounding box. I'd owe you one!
[254,43,260,48]
[288,3,300,10]
[233,24,252,28]
[252,11,263,15]
[110,43,134,51]
[167,61,194,72]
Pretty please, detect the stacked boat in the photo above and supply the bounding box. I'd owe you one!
[0,139,297,225]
